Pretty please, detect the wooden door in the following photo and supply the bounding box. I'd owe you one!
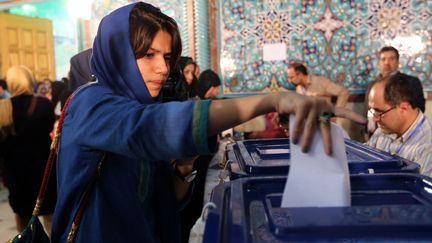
[0,12,55,81]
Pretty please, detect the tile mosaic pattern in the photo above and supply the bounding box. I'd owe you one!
[218,0,432,95]
[91,0,190,55]
[195,0,210,71]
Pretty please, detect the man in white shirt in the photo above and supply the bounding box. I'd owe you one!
[287,62,349,108]
[367,73,432,177]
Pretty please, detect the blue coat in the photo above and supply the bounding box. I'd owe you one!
[51,2,215,242]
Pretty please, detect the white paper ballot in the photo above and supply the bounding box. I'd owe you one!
[281,115,351,208]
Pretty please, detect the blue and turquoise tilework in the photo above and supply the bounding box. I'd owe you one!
[218,0,432,96]
[92,0,190,56]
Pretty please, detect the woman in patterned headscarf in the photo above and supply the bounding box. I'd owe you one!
[0,65,56,234]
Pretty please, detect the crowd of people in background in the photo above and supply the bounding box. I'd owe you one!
[0,42,93,235]
[0,65,57,234]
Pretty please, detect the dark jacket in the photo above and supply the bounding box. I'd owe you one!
[68,48,94,92]
[1,95,55,217]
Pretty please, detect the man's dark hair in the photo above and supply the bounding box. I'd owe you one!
[379,46,399,60]
[288,62,308,75]
[129,2,182,74]
[381,73,421,109]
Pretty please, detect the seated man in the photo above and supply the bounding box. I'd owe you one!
[365,46,425,138]
[367,73,432,177]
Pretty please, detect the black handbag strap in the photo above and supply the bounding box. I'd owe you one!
[32,95,104,242]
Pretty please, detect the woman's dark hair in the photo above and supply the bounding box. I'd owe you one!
[198,69,221,99]
[51,81,67,107]
[161,56,199,101]
[129,3,182,73]
[178,56,195,74]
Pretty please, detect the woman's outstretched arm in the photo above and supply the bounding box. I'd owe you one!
[208,91,366,155]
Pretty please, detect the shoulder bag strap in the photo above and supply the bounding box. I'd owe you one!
[32,95,104,243]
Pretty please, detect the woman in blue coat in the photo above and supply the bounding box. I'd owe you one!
[51,2,364,242]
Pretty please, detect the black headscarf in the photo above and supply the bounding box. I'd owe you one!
[163,56,198,101]
[198,69,221,99]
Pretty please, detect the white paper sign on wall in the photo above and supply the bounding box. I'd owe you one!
[263,42,287,61]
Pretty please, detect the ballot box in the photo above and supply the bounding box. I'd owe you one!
[203,174,432,243]
[227,138,420,179]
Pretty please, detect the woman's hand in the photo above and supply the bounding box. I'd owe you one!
[274,91,366,155]
[208,91,366,156]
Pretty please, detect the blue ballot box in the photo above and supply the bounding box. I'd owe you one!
[228,138,420,179]
[203,174,432,243]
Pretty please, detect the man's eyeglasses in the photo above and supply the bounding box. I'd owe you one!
[368,107,395,119]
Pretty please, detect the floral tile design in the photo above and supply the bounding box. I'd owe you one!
[218,0,432,95]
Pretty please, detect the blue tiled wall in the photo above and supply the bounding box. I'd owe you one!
[195,0,210,71]
[218,0,432,96]
[92,0,189,56]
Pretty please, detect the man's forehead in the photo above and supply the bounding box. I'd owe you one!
[379,51,397,59]
[369,82,385,100]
